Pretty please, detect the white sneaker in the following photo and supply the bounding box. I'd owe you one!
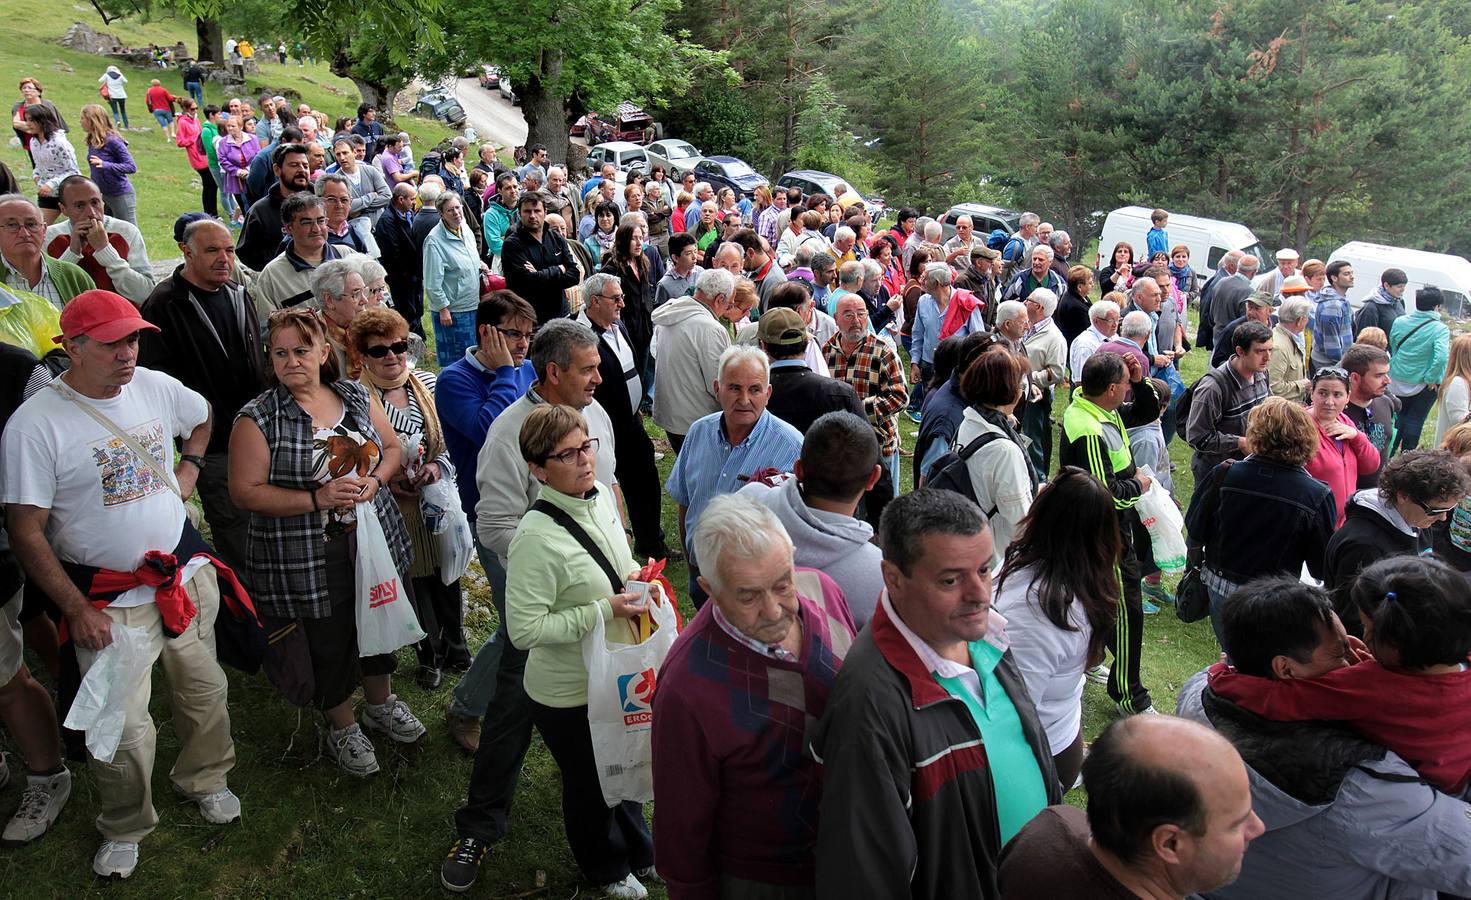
[1085,664,1111,685]
[187,787,241,824]
[2,768,70,846]
[328,724,380,777]
[93,840,139,878]
[361,694,427,744]
[602,873,648,900]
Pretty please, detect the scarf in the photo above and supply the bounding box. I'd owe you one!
[1168,262,1193,295]
[594,227,616,254]
[939,288,981,341]
[319,311,356,378]
[362,366,446,464]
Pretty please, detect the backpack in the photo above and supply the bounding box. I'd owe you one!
[1173,366,1224,435]
[418,150,444,181]
[925,431,1008,517]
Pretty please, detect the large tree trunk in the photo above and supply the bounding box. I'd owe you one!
[195,16,222,63]
[330,49,391,110]
[522,48,568,165]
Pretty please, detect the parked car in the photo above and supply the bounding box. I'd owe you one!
[693,156,769,202]
[644,139,705,178]
[479,66,500,90]
[586,141,649,176]
[414,91,466,127]
[1098,205,1267,284]
[499,76,518,105]
[937,203,1022,246]
[774,169,886,218]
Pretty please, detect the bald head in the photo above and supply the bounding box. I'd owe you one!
[1238,255,1260,276]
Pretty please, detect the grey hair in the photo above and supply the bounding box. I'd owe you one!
[1049,230,1070,249]
[922,262,954,291]
[1129,277,1160,302]
[1120,310,1154,340]
[995,300,1027,325]
[310,258,359,301]
[716,344,770,382]
[878,487,988,576]
[1238,255,1261,274]
[581,272,621,306]
[529,319,600,384]
[418,181,444,204]
[1278,296,1312,325]
[619,210,647,229]
[860,258,883,281]
[548,164,566,178]
[1018,212,1040,227]
[1089,299,1121,323]
[692,493,793,595]
[713,242,744,267]
[914,216,935,234]
[694,181,712,197]
[793,245,814,267]
[922,221,942,241]
[955,215,973,228]
[435,191,464,214]
[1031,244,1055,261]
[0,193,39,214]
[838,259,864,287]
[834,226,855,244]
[314,172,350,196]
[1027,287,1058,317]
[350,255,386,285]
[183,217,231,249]
[695,266,738,301]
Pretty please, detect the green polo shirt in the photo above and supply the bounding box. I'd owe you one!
[933,639,1049,844]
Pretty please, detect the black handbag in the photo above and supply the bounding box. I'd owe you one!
[1175,566,1210,623]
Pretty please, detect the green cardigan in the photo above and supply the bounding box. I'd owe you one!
[0,255,95,309]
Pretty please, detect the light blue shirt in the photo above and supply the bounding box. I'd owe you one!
[912,293,945,365]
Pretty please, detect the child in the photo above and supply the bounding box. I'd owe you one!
[1146,208,1170,259]
[1355,326,1389,351]
[1209,555,1471,795]
[1129,377,1177,608]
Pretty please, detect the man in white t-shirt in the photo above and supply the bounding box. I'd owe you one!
[1,290,240,880]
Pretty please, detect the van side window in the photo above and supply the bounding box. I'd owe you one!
[1208,247,1227,269]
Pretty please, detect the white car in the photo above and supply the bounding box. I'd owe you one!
[644,139,704,179]
[586,141,649,175]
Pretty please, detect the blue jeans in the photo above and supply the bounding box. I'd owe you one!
[433,310,479,369]
[184,81,204,105]
[1206,581,1232,653]
[908,360,932,413]
[448,543,510,719]
[1392,386,1437,454]
[887,450,901,495]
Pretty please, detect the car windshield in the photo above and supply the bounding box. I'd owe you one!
[621,150,647,165]
[724,160,756,177]
[667,143,697,159]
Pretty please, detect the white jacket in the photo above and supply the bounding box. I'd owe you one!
[650,296,728,435]
[44,216,154,305]
[955,406,1035,572]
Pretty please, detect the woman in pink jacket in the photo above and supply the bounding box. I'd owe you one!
[174,96,216,217]
[1304,366,1381,526]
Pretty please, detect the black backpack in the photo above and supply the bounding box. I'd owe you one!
[925,431,1008,517]
[1173,366,1224,434]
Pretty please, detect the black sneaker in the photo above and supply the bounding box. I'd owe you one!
[440,836,489,893]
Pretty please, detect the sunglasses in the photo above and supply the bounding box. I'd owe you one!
[1417,499,1458,517]
[1313,366,1348,380]
[363,340,410,359]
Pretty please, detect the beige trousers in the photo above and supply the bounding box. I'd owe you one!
[76,564,236,842]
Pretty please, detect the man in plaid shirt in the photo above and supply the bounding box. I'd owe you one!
[825,293,908,528]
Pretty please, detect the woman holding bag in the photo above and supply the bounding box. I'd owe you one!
[505,405,656,900]
[230,308,425,777]
[348,307,469,688]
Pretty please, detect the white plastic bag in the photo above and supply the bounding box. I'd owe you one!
[64,623,154,763]
[581,586,679,806]
[354,500,426,656]
[419,477,473,584]
[1135,466,1187,574]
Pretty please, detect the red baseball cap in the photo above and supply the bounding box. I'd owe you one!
[54,289,160,344]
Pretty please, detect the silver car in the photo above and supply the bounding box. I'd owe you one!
[644,139,704,179]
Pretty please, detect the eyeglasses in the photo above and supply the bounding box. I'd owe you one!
[597,293,625,304]
[544,437,599,466]
[363,340,410,359]
[497,326,532,341]
[0,221,44,234]
[1417,499,1458,517]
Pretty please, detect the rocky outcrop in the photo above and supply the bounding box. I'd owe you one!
[61,22,121,55]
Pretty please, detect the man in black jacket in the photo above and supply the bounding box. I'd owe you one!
[575,273,669,558]
[758,305,863,434]
[502,192,579,325]
[139,218,266,580]
[236,142,311,271]
[374,183,423,336]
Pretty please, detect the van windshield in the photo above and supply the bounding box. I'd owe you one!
[1239,243,1270,266]
[1442,289,1468,319]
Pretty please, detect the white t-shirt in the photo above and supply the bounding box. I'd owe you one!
[991,562,1090,754]
[1,367,209,583]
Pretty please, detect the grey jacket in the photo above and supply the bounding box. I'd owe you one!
[1177,671,1471,900]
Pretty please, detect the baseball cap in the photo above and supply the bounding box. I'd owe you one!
[1280,275,1310,295]
[757,307,807,346]
[1276,248,1300,261]
[1245,290,1275,309]
[173,211,212,244]
[55,290,160,344]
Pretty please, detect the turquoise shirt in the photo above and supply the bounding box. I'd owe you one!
[933,639,1049,845]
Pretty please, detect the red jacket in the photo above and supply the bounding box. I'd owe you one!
[145,85,176,114]
[1304,412,1380,527]
[176,113,207,169]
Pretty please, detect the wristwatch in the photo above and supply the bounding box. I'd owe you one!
[181,454,206,471]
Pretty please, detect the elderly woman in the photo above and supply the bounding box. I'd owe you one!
[229,309,423,776]
[908,263,957,419]
[348,307,466,688]
[952,348,1038,571]
[351,255,391,311]
[425,190,487,367]
[1305,366,1381,526]
[1185,397,1339,645]
[310,258,369,376]
[504,404,655,899]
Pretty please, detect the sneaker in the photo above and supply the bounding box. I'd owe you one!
[906,409,922,424]
[634,865,662,883]
[416,665,443,690]
[1085,664,1111,685]
[93,839,139,878]
[2,768,71,846]
[440,836,489,893]
[603,873,648,900]
[1141,598,1161,615]
[1116,702,1160,717]
[187,787,241,824]
[328,724,380,776]
[445,703,481,755]
[1142,581,1176,607]
[360,694,427,744]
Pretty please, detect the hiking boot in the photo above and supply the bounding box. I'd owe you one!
[1085,664,1111,685]
[361,694,427,744]
[93,840,139,879]
[603,873,648,899]
[440,835,489,893]
[186,787,241,824]
[445,703,481,755]
[1,768,71,846]
[327,724,380,777]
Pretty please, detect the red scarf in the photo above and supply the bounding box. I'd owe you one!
[938,288,982,341]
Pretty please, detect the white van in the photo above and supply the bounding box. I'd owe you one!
[1097,206,1269,286]
[1327,242,1471,318]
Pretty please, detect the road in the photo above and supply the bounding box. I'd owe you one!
[452,77,527,152]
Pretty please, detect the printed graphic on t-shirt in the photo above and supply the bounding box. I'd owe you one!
[312,423,379,535]
[90,421,169,507]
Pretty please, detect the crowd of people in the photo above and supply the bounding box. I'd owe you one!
[1,72,1471,900]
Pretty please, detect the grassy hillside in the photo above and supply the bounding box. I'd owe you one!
[0,1,457,257]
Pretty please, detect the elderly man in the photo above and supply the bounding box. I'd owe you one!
[139,219,266,580]
[576,274,668,559]
[1254,247,1299,298]
[710,241,743,276]
[545,165,579,220]
[1099,309,1155,375]
[825,259,865,317]
[1021,287,1067,478]
[1069,299,1122,383]
[652,268,734,453]
[251,192,360,317]
[1311,260,1356,371]
[502,192,580,325]
[316,173,370,256]
[942,215,985,267]
[0,194,94,309]
[1046,230,1073,281]
[411,177,446,250]
[1000,715,1263,900]
[1210,291,1275,367]
[667,346,804,608]
[1002,244,1065,304]
[1000,211,1041,280]
[828,226,858,266]
[373,182,423,334]
[814,488,1060,898]
[1197,249,1244,348]
[44,176,153,306]
[1186,320,1272,485]
[684,181,715,232]
[651,493,856,898]
[954,245,1000,325]
[1211,254,1260,346]
[236,142,312,270]
[825,293,908,527]
[1268,296,1312,402]
[4,291,243,878]
[758,305,862,434]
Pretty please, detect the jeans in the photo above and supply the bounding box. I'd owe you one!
[448,543,508,719]
[886,450,901,495]
[1206,581,1233,652]
[184,81,204,105]
[210,164,235,219]
[433,310,479,369]
[908,361,932,413]
[1391,386,1437,454]
[103,192,137,227]
[107,98,129,128]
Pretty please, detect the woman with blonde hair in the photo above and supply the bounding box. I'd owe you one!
[1433,334,1471,447]
[77,104,139,225]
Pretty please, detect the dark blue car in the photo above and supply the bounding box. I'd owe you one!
[692,156,769,201]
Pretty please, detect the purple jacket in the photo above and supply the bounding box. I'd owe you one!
[87,134,136,197]
[217,134,261,196]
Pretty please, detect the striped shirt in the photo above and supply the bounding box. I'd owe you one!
[1185,361,1269,469]
[3,253,63,310]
